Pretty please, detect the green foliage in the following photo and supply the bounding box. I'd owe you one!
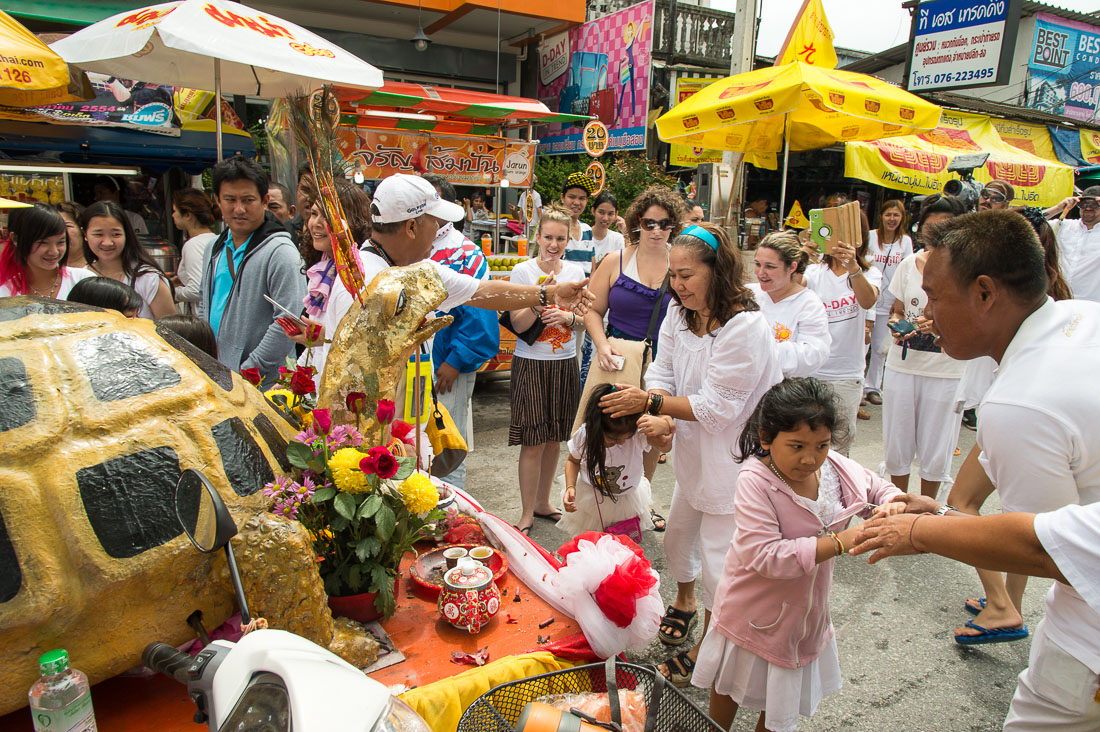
[533,152,677,225]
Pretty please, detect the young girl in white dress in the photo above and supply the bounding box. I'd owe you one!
[693,377,904,732]
[558,383,673,536]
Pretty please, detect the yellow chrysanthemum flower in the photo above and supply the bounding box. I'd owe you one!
[329,447,371,495]
[399,472,438,514]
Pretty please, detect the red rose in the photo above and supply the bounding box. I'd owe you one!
[240,367,262,386]
[374,450,399,480]
[289,367,316,396]
[358,446,391,475]
[305,322,323,344]
[312,408,332,435]
[375,398,396,425]
[346,391,367,414]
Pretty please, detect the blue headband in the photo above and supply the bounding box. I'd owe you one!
[681,225,719,251]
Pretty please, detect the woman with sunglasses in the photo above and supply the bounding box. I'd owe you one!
[579,186,683,529]
[598,223,782,687]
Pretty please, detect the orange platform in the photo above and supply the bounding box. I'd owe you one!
[1,553,577,730]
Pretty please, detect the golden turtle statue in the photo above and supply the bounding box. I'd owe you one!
[0,262,450,715]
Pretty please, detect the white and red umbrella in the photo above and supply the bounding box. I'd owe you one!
[50,0,383,158]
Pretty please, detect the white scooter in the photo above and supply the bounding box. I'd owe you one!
[142,469,430,732]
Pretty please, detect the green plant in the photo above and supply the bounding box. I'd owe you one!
[533,152,677,225]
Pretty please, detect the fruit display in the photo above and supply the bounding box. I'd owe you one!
[488,255,529,273]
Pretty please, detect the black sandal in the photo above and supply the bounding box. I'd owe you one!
[660,651,696,688]
[649,508,666,532]
[658,605,697,646]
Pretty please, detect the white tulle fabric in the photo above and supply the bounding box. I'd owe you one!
[452,487,661,658]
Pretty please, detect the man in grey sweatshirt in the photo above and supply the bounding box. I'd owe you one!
[199,157,306,384]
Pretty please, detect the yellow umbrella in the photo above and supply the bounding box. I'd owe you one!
[0,9,91,107]
[0,197,32,208]
[656,61,942,215]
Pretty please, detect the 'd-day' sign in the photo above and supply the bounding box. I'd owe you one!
[335,128,535,187]
[907,0,1022,92]
[539,32,569,86]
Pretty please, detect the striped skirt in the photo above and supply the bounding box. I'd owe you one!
[509,355,581,446]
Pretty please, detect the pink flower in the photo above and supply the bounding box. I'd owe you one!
[312,408,332,435]
[375,398,396,425]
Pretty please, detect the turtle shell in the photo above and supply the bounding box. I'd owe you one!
[0,297,296,715]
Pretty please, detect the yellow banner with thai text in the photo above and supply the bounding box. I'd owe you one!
[1080,129,1100,165]
[845,110,1072,207]
[991,119,1059,163]
[334,128,535,187]
[669,78,724,167]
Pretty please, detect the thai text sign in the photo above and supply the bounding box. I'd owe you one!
[336,128,534,187]
[907,0,1020,92]
[1027,12,1100,122]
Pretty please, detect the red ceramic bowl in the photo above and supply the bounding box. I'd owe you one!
[410,543,508,595]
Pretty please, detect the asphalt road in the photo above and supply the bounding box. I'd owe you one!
[463,374,1046,731]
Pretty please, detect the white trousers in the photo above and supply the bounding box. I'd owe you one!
[663,484,736,610]
[823,378,863,456]
[1004,620,1100,731]
[864,313,892,395]
[882,369,962,482]
[435,369,476,490]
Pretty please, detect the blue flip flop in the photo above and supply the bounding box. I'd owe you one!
[964,598,987,616]
[954,620,1028,645]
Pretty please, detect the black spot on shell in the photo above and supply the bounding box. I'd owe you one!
[75,331,181,402]
[78,446,184,559]
[0,509,21,603]
[212,418,273,496]
[154,322,233,392]
[0,296,101,321]
[0,357,34,433]
[252,413,291,472]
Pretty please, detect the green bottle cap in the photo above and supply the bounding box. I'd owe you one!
[38,649,70,676]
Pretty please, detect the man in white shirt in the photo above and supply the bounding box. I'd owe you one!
[1047,185,1100,302]
[917,209,1100,728]
[851,500,1100,731]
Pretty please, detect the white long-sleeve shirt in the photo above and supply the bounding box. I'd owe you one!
[748,284,831,378]
[174,232,216,312]
[645,304,782,513]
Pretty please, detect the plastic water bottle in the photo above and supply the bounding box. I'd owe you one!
[28,650,97,732]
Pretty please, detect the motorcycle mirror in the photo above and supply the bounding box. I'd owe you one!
[175,469,252,624]
[176,469,238,553]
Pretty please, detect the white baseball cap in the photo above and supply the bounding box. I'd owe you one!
[370,174,465,224]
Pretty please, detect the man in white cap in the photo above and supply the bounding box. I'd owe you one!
[361,173,591,313]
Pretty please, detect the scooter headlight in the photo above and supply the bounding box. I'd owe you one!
[371,696,432,732]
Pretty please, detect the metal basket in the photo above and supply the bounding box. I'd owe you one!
[457,658,725,732]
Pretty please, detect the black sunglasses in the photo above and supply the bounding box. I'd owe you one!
[640,217,675,231]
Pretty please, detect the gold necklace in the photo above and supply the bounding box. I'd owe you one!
[29,270,61,297]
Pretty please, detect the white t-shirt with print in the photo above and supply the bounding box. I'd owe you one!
[867,230,913,316]
[747,283,831,378]
[803,262,882,381]
[509,257,585,361]
[885,254,965,379]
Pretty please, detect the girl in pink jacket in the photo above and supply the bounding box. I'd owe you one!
[692,377,904,732]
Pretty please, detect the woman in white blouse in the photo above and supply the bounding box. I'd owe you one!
[748,231,830,378]
[599,222,782,687]
[170,188,219,316]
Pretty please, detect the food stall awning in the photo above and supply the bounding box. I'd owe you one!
[844,109,1073,208]
[0,118,253,173]
[5,0,148,26]
[336,82,590,135]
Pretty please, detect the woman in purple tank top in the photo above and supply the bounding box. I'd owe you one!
[583,186,682,371]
